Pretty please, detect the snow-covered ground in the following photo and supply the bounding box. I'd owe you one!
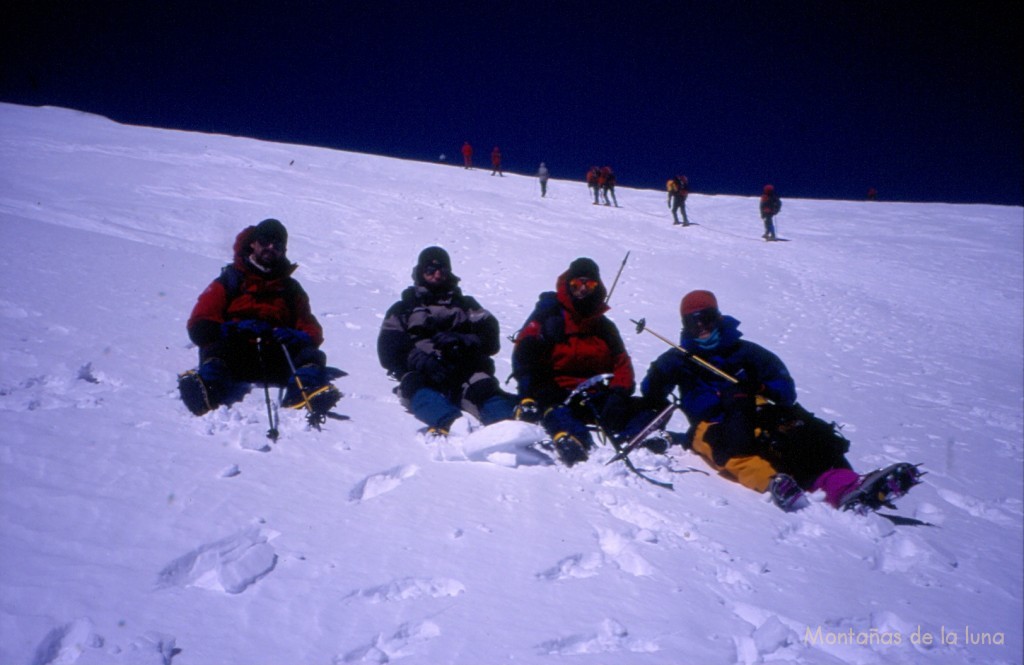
[0,103,1021,665]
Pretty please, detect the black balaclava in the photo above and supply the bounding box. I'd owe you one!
[413,246,457,288]
[565,257,604,315]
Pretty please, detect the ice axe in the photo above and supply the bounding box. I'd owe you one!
[631,318,778,408]
[631,318,739,385]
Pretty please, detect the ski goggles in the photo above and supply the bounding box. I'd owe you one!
[569,277,599,291]
[683,308,721,332]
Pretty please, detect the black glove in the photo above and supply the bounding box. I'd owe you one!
[434,329,477,350]
[221,319,270,339]
[273,327,312,347]
[409,349,449,385]
[432,332,479,357]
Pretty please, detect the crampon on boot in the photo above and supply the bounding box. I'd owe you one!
[423,426,449,444]
[283,383,341,414]
[178,370,213,416]
[553,432,589,467]
[839,463,924,513]
[769,473,810,512]
[513,398,541,423]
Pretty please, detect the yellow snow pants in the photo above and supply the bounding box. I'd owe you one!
[690,420,778,493]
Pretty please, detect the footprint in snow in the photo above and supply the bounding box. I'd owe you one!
[536,552,604,581]
[536,618,658,656]
[0,364,109,413]
[872,529,958,577]
[339,620,441,663]
[598,493,699,544]
[536,528,653,581]
[596,527,655,577]
[31,618,178,665]
[30,618,102,665]
[344,576,465,603]
[155,525,278,594]
[348,464,419,503]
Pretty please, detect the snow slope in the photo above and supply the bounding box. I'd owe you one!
[0,103,1021,665]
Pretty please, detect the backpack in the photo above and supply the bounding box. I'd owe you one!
[755,402,851,487]
[512,291,562,345]
[509,292,561,384]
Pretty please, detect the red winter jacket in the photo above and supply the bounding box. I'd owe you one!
[512,271,635,403]
[187,226,324,348]
[760,191,782,218]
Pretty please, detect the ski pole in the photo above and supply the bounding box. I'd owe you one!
[604,251,630,304]
[279,342,326,429]
[255,337,280,442]
[631,318,738,384]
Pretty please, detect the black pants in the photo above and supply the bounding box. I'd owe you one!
[200,337,325,385]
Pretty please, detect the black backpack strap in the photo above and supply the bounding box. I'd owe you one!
[216,265,244,302]
[216,264,300,304]
[512,291,563,344]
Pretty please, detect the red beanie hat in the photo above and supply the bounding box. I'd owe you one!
[680,290,718,317]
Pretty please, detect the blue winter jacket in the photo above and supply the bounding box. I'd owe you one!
[640,316,796,425]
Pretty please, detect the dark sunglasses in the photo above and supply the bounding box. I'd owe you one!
[422,262,446,276]
[683,308,721,331]
[255,234,285,248]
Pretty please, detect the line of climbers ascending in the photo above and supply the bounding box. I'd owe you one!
[179,227,921,514]
[460,137,880,242]
[460,142,786,241]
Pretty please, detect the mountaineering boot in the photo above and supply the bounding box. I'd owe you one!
[282,364,341,415]
[513,398,541,423]
[553,432,589,467]
[424,426,449,444]
[178,358,233,415]
[769,473,809,512]
[839,463,924,512]
[178,370,213,416]
[284,383,342,415]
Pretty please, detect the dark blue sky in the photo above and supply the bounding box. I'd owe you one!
[3,2,1021,205]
